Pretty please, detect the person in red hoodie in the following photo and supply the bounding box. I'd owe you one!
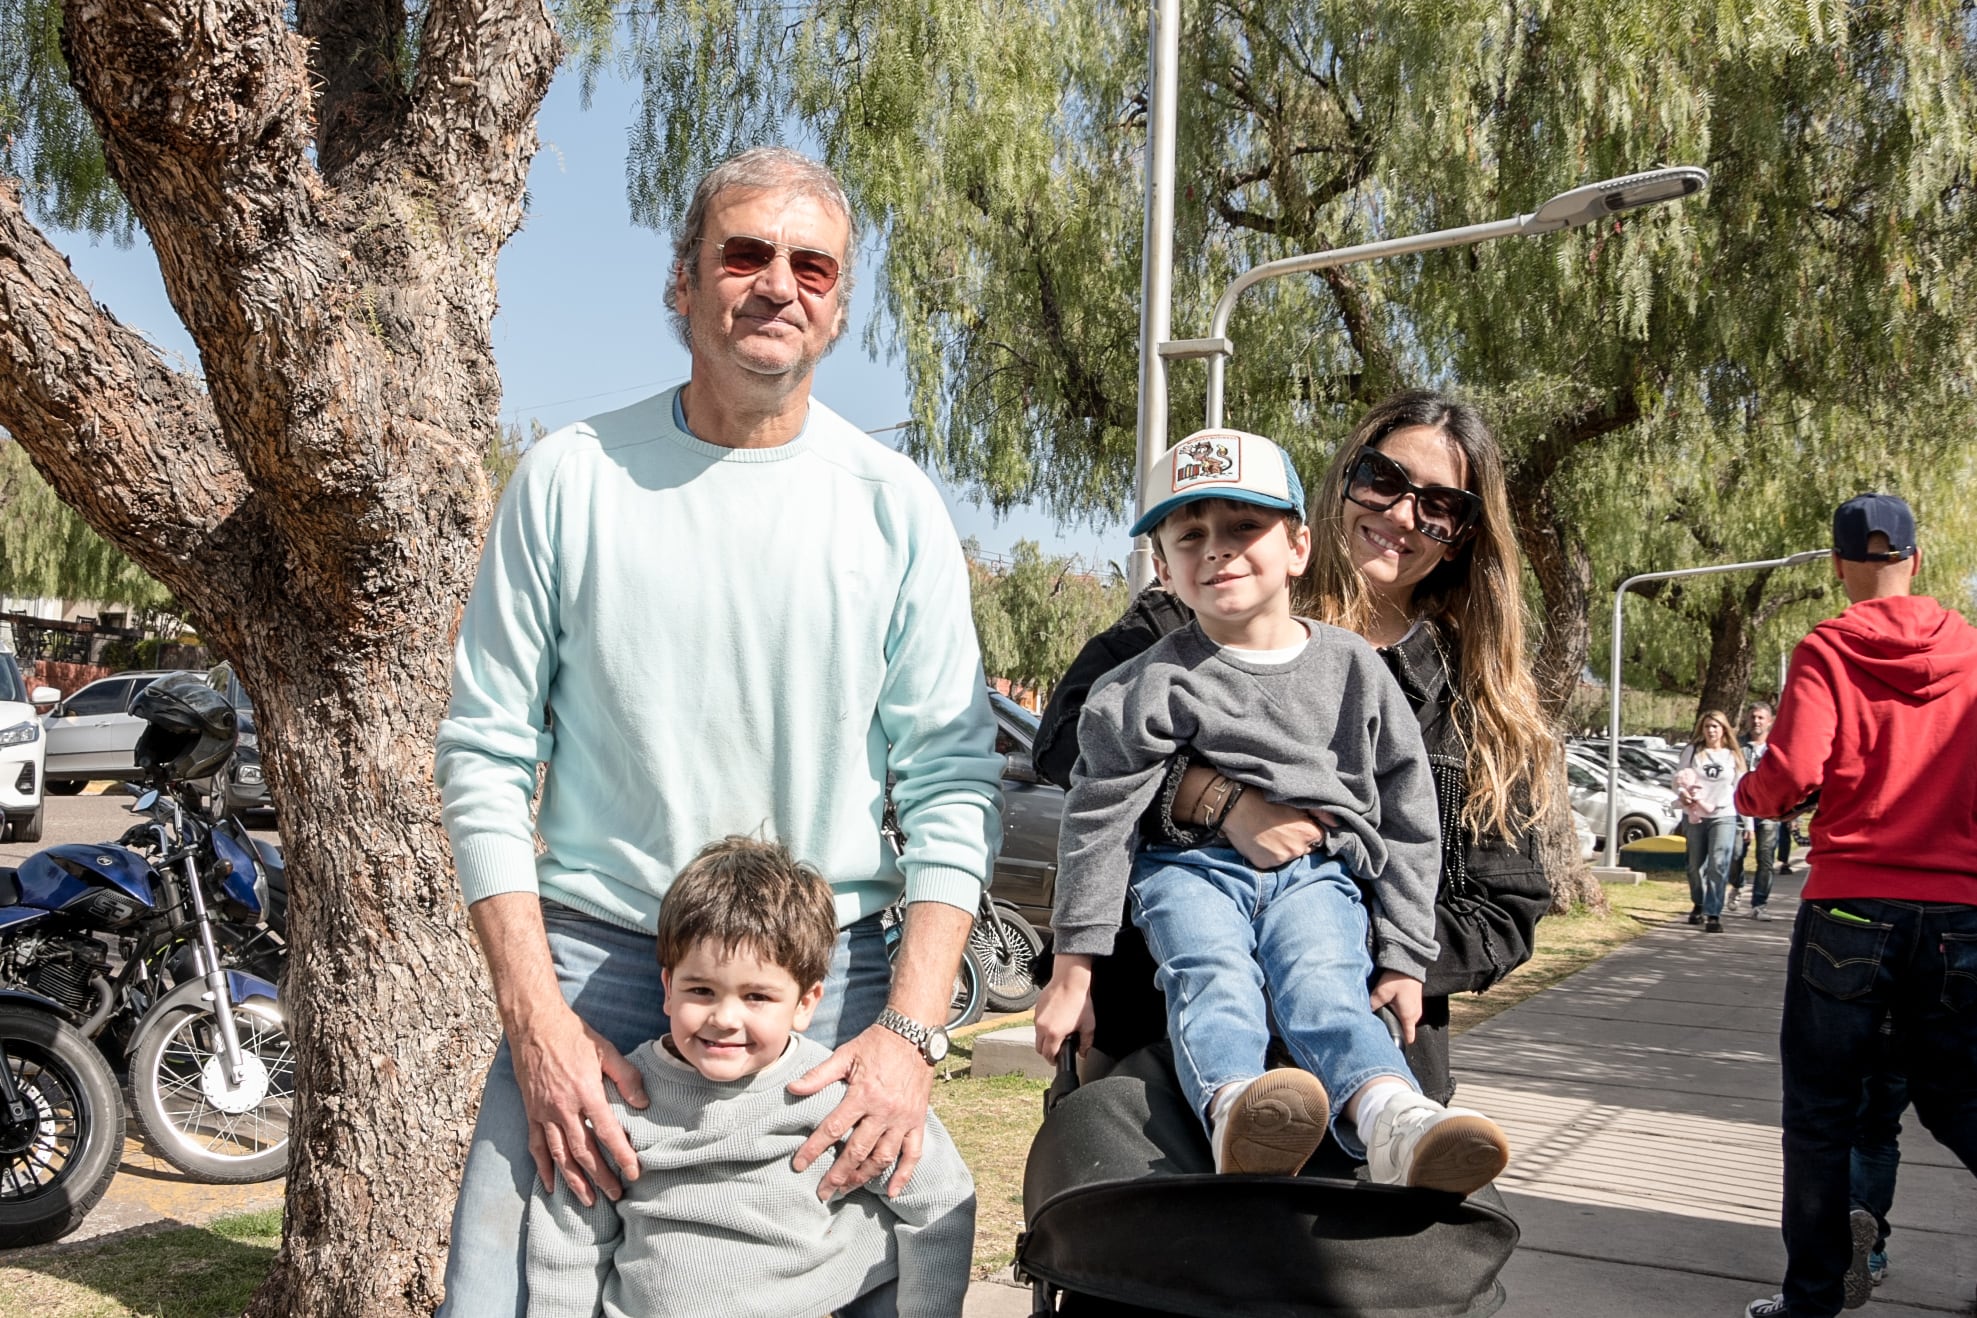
[1739,493,1977,1318]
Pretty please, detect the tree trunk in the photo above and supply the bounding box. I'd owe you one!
[1694,578,1764,725]
[0,1,561,1311]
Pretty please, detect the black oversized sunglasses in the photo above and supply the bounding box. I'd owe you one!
[703,234,842,295]
[1342,447,1483,545]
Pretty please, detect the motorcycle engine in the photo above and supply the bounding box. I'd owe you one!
[1,934,110,1018]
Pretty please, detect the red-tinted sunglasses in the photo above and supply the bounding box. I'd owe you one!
[704,234,842,295]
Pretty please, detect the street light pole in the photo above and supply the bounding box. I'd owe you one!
[1160,168,1710,431]
[1127,0,1183,593]
[1603,548,1830,867]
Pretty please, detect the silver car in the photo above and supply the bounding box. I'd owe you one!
[41,669,177,792]
[1564,756,1681,845]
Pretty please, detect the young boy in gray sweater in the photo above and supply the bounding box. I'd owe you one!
[526,836,976,1318]
[1032,427,1512,1194]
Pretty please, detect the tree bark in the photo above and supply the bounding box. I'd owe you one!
[0,0,561,1311]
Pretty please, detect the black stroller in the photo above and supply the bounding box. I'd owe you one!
[1014,1040,1519,1317]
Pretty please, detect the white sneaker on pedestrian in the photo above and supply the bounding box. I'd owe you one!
[1362,1090,1509,1195]
[1745,1295,1787,1317]
[1752,905,1773,921]
[1726,888,1742,911]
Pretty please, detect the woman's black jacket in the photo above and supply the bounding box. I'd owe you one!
[1031,587,1552,1102]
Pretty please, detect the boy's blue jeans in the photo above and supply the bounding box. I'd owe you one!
[1129,846,1418,1159]
[438,900,894,1318]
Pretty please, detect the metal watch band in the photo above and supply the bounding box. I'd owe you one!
[875,1006,932,1049]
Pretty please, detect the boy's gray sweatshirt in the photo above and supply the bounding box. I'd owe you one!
[525,1035,976,1318]
[1053,618,1443,978]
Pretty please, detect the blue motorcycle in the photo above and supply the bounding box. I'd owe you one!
[0,674,291,1219]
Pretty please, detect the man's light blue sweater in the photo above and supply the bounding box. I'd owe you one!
[435,387,1002,930]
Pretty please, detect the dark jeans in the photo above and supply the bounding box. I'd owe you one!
[1778,898,1977,1316]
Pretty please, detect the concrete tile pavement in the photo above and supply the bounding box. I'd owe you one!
[970,870,1977,1315]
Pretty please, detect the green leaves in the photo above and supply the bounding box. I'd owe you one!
[0,0,132,238]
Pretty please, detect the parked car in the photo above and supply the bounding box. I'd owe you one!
[1569,736,1682,786]
[986,691,1065,932]
[188,662,272,819]
[1564,756,1681,846]
[1563,743,1679,804]
[0,654,60,842]
[40,669,177,792]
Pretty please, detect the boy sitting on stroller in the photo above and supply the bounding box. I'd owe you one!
[526,836,977,1317]
[1033,428,1512,1195]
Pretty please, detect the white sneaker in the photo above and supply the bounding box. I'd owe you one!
[1363,1091,1510,1195]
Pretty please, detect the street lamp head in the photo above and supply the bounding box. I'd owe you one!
[1523,166,1710,235]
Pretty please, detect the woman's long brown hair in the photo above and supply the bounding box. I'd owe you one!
[1687,709,1749,775]
[1295,391,1556,840]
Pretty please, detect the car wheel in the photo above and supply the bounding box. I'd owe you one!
[44,781,85,797]
[1619,815,1658,846]
[8,805,42,845]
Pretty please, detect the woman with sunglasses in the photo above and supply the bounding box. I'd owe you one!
[1033,390,1556,1107]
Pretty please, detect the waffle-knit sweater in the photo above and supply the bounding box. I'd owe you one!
[525,1035,975,1318]
[434,387,1002,932]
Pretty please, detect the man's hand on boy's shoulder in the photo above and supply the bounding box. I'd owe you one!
[787,1023,935,1200]
[512,1006,650,1208]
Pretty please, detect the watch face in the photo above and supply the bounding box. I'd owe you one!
[924,1029,950,1063]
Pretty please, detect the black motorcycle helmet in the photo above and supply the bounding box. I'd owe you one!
[132,672,238,783]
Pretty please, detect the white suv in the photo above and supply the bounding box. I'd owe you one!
[0,654,60,843]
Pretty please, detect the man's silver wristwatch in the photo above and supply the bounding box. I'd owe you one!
[875,1007,950,1064]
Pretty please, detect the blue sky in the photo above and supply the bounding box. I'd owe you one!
[53,68,1130,568]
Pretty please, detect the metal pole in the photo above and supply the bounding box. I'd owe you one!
[1603,549,1828,867]
[1128,0,1182,592]
[1203,217,1526,429]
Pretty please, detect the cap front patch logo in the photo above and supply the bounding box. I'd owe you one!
[1173,437,1239,491]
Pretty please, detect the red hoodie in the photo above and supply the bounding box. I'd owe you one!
[1737,594,1977,903]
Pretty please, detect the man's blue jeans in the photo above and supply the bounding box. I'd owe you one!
[1686,817,1738,918]
[438,901,893,1317]
[1777,898,1977,1317]
[1129,846,1418,1159]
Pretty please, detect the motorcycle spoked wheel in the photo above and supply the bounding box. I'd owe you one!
[131,1000,293,1184]
[948,947,987,1030]
[972,902,1045,1014]
[0,1007,125,1247]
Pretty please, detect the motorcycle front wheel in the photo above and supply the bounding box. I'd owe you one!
[0,1007,125,1247]
[131,1000,293,1184]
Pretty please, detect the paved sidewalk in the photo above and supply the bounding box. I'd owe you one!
[967,870,1977,1315]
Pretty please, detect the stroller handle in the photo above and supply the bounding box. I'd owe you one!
[1043,1035,1082,1115]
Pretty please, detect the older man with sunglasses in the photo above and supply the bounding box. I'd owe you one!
[434,146,1002,1316]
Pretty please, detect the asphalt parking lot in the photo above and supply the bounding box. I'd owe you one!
[0,785,278,866]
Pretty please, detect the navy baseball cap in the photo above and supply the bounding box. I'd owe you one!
[1130,428,1307,538]
[1832,493,1917,562]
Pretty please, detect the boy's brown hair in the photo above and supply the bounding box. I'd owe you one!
[657,835,839,988]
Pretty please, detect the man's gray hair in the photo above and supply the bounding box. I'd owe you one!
[664,147,858,348]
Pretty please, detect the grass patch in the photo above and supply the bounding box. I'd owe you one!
[932,1072,1048,1276]
[0,1208,281,1318]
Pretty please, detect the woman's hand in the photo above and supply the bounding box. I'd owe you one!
[1222,789,1336,869]
[1033,955,1096,1062]
[1369,970,1424,1045]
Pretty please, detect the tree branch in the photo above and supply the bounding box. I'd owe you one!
[405,0,561,206]
[0,180,247,581]
[298,0,414,179]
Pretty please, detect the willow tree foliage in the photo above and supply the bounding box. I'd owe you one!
[619,0,1977,718]
[0,439,172,608]
[967,540,1128,701]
